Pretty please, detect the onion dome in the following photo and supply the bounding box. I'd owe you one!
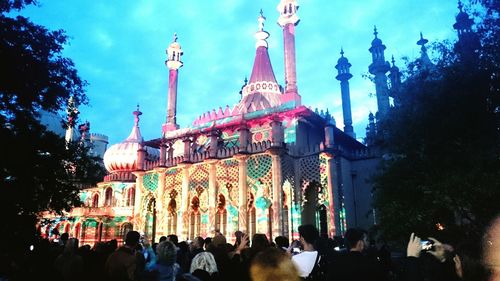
[335,48,353,81]
[103,106,159,173]
[371,26,383,47]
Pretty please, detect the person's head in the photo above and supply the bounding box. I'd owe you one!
[159,236,167,243]
[167,234,178,245]
[63,238,79,254]
[190,252,218,274]
[252,233,270,251]
[60,232,69,244]
[212,234,226,247]
[192,236,205,250]
[298,224,319,247]
[274,236,289,250]
[250,247,300,281]
[344,228,368,252]
[125,230,141,247]
[204,237,212,249]
[483,215,500,280]
[157,241,177,266]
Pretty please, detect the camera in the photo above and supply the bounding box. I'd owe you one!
[421,240,434,251]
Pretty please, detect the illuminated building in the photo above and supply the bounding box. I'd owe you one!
[40,0,472,245]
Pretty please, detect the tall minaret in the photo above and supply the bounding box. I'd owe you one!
[277,0,301,105]
[335,49,355,138]
[65,95,79,143]
[368,26,390,117]
[388,56,402,106]
[163,33,183,133]
[453,0,479,56]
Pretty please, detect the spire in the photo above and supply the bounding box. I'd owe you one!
[236,10,281,113]
[335,48,355,138]
[65,95,79,144]
[368,26,390,117]
[163,34,183,133]
[277,0,301,103]
[255,9,270,48]
[417,32,433,67]
[389,55,402,105]
[128,104,143,142]
[453,0,480,56]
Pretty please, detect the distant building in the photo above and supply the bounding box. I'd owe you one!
[40,0,472,245]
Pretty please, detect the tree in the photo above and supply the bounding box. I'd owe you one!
[372,1,500,245]
[0,0,105,254]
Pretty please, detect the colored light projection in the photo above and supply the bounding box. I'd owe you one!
[188,164,210,237]
[163,167,183,236]
[215,159,239,238]
[247,154,273,235]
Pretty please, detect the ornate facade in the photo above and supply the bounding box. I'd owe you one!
[41,0,472,245]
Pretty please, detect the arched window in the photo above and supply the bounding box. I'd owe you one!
[126,187,135,206]
[104,187,113,207]
[74,223,81,239]
[64,223,70,234]
[92,193,99,208]
[216,194,227,236]
[190,197,200,240]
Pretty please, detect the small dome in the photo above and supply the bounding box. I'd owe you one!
[337,56,349,65]
[103,107,159,173]
[371,37,382,47]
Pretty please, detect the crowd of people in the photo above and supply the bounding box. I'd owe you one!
[1,215,499,281]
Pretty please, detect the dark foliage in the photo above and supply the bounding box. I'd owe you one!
[0,0,105,254]
[373,0,500,245]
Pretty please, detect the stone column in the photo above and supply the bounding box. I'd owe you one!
[234,154,248,233]
[207,160,218,234]
[238,124,250,153]
[155,168,166,238]
[133,172,145,232]
[269,150,283,239]
[178,164,190,240]
[323,153,337,237]
[159,142,167,166]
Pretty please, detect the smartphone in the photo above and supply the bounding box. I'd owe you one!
[421,240,433,250]
[293,247,301,253]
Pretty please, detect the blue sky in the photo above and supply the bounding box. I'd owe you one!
[21,0,459,145]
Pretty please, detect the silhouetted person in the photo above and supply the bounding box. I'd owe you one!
[105,230,140,281]
[331,228,384,281]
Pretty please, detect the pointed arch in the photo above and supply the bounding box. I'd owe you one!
[104,187,113,207]
[92,193,99,208]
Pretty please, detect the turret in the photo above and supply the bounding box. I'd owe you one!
[388,56,402,106]
[335,49,355,138]
[417,32,432,68]
[453,1,480,57]
[65,95,79,144]
[163,33,184,133]
[236,10,281,113]
[277,0,301,105]
[368,26,390,117]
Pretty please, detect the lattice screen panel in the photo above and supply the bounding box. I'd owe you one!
[299,155,320,189]
[216,159,239,206]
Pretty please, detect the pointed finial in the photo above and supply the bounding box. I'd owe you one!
[391,55,396,66]
[340,47,345,57]
[458,0,463,12]
[374,25,378,38]
[258,9,266,31]
[173,33,178,42]
[244,76,248,84]
[417,32,429,47]
[133,104,142,126]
